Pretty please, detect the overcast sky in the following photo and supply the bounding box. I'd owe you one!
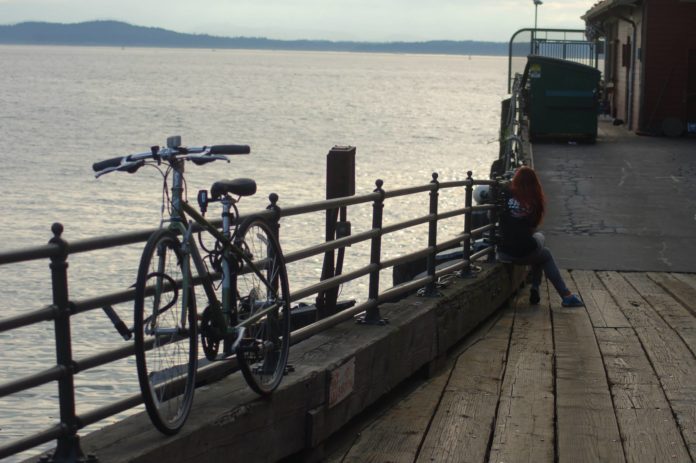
[0,0,592,42]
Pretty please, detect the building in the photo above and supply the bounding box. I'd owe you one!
[583,0,696,135]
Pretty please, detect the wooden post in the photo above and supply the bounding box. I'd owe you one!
[317,146,355,320]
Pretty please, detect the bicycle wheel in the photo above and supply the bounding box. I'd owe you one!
[134,230,197,434]
[235,218,291,395]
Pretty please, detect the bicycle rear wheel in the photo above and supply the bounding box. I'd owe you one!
[235,218,291,395]
[134,230,197,434]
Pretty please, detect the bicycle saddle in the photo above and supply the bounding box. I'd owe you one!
[210,178,257,199]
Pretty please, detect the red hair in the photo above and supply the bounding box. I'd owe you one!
[511,166,546,226]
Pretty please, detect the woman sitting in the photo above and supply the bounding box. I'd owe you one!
[497,166,583,307]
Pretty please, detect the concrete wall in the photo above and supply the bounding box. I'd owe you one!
[55,263,525,463]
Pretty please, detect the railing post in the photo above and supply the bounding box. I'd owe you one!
[266,193,281,240]
[488,178,502,262]
[357,179,387,325]
[460,171,474,277]
[47,223,88,463]
[424,173,440,296]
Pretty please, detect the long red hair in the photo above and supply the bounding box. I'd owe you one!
[511,166,546,226]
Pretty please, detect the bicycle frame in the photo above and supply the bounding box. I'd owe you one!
[165,159,284,344]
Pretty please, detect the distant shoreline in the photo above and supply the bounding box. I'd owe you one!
[0,20,510,56]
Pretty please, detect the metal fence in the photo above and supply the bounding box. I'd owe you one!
[508,28,603,93]
[496,72,527,179]
[0,171,504,462]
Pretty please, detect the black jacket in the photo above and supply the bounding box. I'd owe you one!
[498,189,539,258]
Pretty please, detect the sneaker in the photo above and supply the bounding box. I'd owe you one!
[529,288,540,305]
[561,294,584,307]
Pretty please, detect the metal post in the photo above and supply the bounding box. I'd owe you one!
[357,180,387,325]
[460,172,474,277]
[47,223,89,463]
[424,173,440,296]
[266,193,281,240]
[489,179,502,262]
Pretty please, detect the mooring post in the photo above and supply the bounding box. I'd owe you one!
[424,173,440,296]
[47,223,89,463]
[358,179,387,325]
[318,146,355,320]
[460,171,474,277]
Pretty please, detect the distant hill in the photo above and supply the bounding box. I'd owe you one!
[0,20,508,56]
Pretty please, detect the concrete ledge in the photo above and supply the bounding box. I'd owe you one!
[72,263,525,462]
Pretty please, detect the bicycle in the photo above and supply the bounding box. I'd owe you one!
[93,135,291,435]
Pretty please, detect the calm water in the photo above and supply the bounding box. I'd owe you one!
[0,45,508,460]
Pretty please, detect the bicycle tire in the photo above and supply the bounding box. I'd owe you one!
[235,218,291,395]
[134,230,198,434]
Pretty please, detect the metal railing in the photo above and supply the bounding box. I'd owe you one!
[497,72,526,178]
[507,28,603,93]
[0,170,504,462]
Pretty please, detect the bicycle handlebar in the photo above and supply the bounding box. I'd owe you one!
[92,143,251,177]
[208,145,251,155]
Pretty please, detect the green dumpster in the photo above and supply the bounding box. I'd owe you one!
[522,56,601,142]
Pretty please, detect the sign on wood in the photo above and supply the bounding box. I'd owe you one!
[329,357,355,408]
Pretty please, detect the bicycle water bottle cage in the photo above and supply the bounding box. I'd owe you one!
[210,178,257,200]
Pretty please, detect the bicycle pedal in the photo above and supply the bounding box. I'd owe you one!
[284,364,295,375]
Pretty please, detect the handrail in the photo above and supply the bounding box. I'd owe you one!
[0,170,505,462]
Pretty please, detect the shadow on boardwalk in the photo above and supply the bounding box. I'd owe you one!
[328,270,696,462]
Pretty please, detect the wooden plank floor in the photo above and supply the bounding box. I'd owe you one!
[328,271,696,463]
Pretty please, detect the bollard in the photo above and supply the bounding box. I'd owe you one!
[424,173,440,296]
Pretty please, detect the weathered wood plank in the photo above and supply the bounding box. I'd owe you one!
[597,271,696,460]
[595,327,691,462]
[415,304,515,463]
[488,280,554,463]
[624,272,696,356]
[647,272,696,318]
[570,270,630,328]
[672,273,696,292]
[335,306,515,463]
[337,372,450,463]
[553,270,625,462]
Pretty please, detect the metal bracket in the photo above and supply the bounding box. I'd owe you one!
[355,314,389,326]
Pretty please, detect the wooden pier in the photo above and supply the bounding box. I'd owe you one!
[327,270,696,462]
[324,121,696,463]
[27,123,694,463]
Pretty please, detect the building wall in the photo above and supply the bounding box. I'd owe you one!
[641,0,696,133]
[606,18,641,127]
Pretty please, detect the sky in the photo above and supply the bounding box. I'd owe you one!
[0,0,593,42]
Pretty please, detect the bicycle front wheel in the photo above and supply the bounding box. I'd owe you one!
[235,218,291,395]
[134,230,198,435]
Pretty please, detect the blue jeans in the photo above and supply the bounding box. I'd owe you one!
[499,233,569,298]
